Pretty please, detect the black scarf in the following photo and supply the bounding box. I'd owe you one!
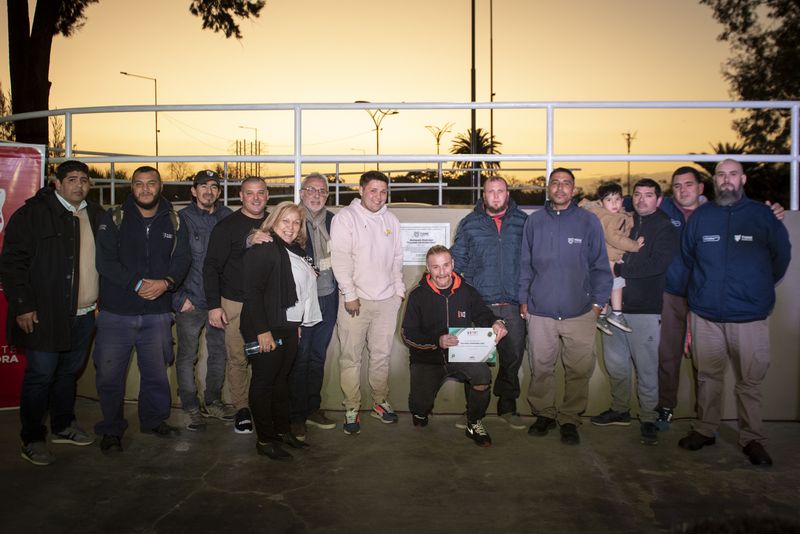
[271,232,305,309]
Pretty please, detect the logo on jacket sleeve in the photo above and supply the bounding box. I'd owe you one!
[567,237,583,245]
[702,235,720,242]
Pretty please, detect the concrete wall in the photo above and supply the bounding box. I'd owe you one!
[77,208,800,420]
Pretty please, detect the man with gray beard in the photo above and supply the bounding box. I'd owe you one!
[679,159,790,466]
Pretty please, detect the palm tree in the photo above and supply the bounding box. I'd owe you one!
[449,128,502,172]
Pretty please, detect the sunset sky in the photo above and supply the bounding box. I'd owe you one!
[0,0,742,183]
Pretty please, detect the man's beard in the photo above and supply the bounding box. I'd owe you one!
[485,201,508,215]
[714,184,743,207]
[133,194,160,211]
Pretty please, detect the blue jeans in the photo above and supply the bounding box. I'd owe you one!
[175,307,227,411]
[19,313,95,444]
[289,291,337,422]
[93,311,174,436]
[601,314,660,423]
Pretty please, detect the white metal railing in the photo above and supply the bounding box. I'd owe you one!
[1,101,798,209]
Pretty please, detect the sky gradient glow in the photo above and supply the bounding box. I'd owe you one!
[1,0,741,183]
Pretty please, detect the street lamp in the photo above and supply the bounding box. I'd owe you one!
[239,125,259,177]
[622,130,637,194]
[355,100,398,171]
[120,71,159,169]
[425,123,454,155]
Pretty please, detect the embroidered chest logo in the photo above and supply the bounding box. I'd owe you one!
[457,310,466,318]
[702,235,720,242]
[734,235,753,242]
[163,232,174,239]
[567,237,583,245]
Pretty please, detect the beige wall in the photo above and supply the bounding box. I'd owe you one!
[78,208,800,420]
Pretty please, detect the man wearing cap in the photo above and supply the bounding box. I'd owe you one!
[174,171,233,431]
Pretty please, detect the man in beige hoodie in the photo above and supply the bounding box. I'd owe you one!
[330,170,405,435]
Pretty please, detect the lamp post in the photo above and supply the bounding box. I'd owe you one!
[120,71,159,169]
[355,101,398,171]
[239,125,259,177]
[425,123,454,155]
[622,130,637,194]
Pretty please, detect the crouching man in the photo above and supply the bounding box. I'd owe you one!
[401,245,507,447]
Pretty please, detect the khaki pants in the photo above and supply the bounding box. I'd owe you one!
[221,297,249,410]
[337,295,402,410]
[526,311,596,426]
[690,314,770,446]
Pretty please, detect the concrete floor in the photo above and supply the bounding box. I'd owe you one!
[1,398,799,534]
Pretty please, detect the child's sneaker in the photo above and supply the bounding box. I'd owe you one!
[343,408,361,435]
[608,312,633,333]
[596,315,614,336]
[371,401,399,424]
[655,406,673,431]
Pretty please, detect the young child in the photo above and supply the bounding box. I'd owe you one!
[579,183,644,334]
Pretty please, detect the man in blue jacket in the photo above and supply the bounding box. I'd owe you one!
[174,170,232,431]
[451,176,528,429]
[520,168,612,445]
[94,166,191,453]
[679,159,791,466]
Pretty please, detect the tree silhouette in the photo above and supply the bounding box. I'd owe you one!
[6,0,265,145]
[449,128,502,172]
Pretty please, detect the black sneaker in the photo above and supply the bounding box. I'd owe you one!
[256,441,293,462]
[678,430,716,451]
[234,408,254,434]
[742,440,773,466]
[465,420,492,447]
[655,406,673,431]
[640,422,659,446]
[141,421,179,438]
[590,409,632,426]
[412,414,429,427]
[559,423,580,445]
[100,434,123,454]
[528,416,557,436]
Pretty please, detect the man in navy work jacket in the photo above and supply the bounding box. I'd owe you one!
[451,175,528,429]
[401,245,507,447]
[679,159,790,467]
[93,166,191,453]
[520,167,612,445]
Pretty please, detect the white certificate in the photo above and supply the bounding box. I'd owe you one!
[447,327,497,364]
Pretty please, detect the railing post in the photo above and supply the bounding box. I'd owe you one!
[334,162,340,206]
[438,161,443,206]
[223,161,229,206]
[546,104,554,200]
[110,162,116,206]
[65,112,72,158]
[294,106,302,204]
[791,104,798,211]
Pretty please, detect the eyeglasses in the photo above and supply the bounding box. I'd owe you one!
[301,187,328,196]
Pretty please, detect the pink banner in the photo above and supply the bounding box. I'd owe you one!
[0,145,44,408]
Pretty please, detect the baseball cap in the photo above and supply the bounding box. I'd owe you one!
[193,170,221,187]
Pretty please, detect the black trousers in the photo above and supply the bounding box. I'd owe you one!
[248,330,297,443]
[409,362,491,423]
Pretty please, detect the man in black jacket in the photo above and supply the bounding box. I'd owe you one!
[93,166,190,453]
[591,179,679,446]
[1,160,104,465]
[401,246,507,447]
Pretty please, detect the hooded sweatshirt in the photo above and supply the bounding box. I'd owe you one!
[330,198,404,301]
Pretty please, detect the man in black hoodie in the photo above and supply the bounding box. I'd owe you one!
[590,179,678,446]
[401,245,507,447]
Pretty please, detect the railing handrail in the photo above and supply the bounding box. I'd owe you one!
[1,100,797,209]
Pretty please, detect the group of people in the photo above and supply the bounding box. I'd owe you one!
[0,158,790,466]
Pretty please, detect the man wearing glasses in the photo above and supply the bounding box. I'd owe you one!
[289,173,339,440]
